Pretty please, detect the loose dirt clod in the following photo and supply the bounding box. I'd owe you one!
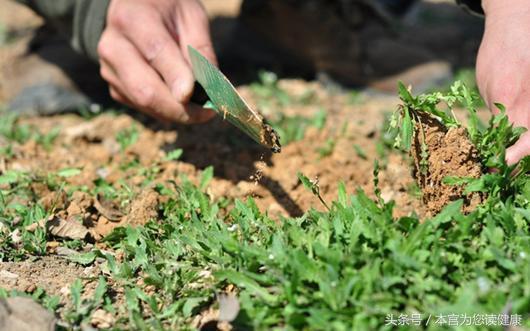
[124,189,160,226]
[411,112,484,215]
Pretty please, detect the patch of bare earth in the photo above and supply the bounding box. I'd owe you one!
[411,112,484,216]
[4,80,424,226]
[0,255,95,296]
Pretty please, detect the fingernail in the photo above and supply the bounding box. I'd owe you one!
[172,78,194,101]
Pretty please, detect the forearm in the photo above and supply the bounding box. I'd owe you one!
[16,0,110,61]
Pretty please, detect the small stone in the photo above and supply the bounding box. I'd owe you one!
[25,284,36,293]
[91,309,114,329]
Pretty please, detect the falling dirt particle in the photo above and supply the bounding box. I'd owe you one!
[250,155,266,185]
[411,112,484,216]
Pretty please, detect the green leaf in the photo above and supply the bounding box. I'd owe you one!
[401,108,413,151]
[398,81,414,104]
[70,279,83,310]
[337,182,348,207]
[203,100,218,111]
[431,200,464,224]
[494,103,506,112]
[57,167,81,178]
[0,170,20,184]
[215,270,276,304]
[182,297,207,317]
[200,166,214,190]
[297,172,313,191]
[93,277,108,304]
[164,149,183,161]
[67,251,97,266]
[353,144,367,159]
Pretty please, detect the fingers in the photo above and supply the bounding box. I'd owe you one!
[506,131,530,165]
[175,0,218,66]
[107,3,195,102]
[98,30,214,124]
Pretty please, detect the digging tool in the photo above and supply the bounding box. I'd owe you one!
[188,45,281,153]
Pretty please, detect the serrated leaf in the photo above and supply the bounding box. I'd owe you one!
[57,167,81,178]
[398,81,413,104]
[401,108,413,151]
[200,166,213,190]
[182,297,206,317]
[67,251,97,266]
[297,172,313,191]
[94,277,108,303]
[0,170,20,184]
[164,149,183,161]
[215,270,276,303]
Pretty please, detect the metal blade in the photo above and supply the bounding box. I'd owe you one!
[188,45,281,153]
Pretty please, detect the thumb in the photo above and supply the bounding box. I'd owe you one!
[506,131,530,165]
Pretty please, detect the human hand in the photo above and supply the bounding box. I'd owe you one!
[477,0,530,165]
[97,0,216,123]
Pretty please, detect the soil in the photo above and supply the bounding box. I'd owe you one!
[5,84,423,221]
[0,0,488,326]
[411,112,484,215]
[0,255,97,297]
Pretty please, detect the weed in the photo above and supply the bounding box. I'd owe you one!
[0,112,32,143]
[298,172,330,210]
[392,81,528,190]
[353,144,368,160]
[1,81,528,330]
[0,23,10,46]
[269,109,327,145]
[347,90,364,105]
[35,127,61,151]
[116,125,139,152]
[164,148,183,161]
[316,138,336,159]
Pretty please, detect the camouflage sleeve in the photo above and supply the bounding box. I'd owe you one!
[15,0,110,61]
[456,0,483,15]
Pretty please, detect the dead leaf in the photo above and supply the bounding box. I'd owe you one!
[25,216,88,240]
[47,216,88,240]
[94,195,123,221]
